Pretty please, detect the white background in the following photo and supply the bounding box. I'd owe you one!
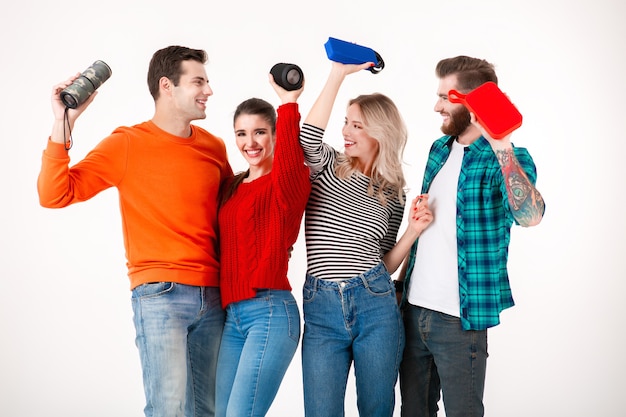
[1,0,624,416]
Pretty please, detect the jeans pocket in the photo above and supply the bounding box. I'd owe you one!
[364,275,393,297]
[437,310,462,324]
[302,281,316,303]
[283,299,301,343]
[131,281,175,300]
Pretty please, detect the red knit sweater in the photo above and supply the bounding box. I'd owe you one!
[218,103,311,308]
[38,121,232,289]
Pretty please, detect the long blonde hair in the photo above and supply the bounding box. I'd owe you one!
[335,93,407,205]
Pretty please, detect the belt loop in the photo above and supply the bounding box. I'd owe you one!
[308,274,318,292]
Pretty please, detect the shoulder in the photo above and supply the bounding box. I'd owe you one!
[192,124,222,141]
[434,135,452,145]
[428,135,453,153]
[108,121,157,143]
[192,125,228,150]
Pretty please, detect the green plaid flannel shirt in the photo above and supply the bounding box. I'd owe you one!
[403,135,539,330]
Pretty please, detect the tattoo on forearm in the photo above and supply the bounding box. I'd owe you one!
[507,172,530,210]
[496,149,545,226]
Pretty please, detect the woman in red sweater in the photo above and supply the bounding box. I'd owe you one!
[215,72,310,417]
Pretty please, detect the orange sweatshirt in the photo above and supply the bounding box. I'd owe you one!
[38,121,232,290]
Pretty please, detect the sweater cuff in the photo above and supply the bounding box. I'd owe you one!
[277,102,299,115]
[45,137,70,158]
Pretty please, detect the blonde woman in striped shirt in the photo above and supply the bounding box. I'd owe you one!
[299,61,433,417]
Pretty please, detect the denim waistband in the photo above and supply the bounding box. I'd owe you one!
[305,262,389,290]
[254,289,292,297]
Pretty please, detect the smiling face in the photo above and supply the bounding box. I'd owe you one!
[234,113,275,177]
[434,74,472,137]
[342,103,379,175]
[170,60,213,122]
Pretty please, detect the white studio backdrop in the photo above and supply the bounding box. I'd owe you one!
[1,0,624,416]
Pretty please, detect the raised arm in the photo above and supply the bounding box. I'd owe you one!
[269,72,303,107]
[38,75,102,208]
[50,74,99,146]
[471,114,545,227]
[303,61,373,129]
[268,73,310,209]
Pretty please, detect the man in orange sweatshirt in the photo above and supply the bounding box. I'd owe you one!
[37,45,232,417]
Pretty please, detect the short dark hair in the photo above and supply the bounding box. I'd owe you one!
[147,45,208,100]
[435,56,498,93]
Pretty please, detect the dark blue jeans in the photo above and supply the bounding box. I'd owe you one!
[302,262,404,417]
[399,304,488,417]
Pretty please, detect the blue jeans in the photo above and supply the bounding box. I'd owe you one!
[301,262,404,417]
[399,304,488,417]
[131,282,224,417]
[215,290,300,417]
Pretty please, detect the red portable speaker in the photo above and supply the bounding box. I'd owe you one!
[448,82,523,139]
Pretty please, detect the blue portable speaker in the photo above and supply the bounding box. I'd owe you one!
[324,37,385,74]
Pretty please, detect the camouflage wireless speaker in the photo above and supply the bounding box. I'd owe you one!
[60,60,112,109]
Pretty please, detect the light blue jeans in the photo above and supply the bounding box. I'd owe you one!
[215,290,300,417]
[399,304,488,417]
[301,262,404,417]
[131,282,224,417]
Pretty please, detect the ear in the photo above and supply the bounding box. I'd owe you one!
[159,76,172,97]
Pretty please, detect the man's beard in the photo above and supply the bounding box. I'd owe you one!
[441,105,471,136]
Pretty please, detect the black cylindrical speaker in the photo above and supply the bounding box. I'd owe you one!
[270,63,304,91]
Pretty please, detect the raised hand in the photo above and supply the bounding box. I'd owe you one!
[408,194,433,236]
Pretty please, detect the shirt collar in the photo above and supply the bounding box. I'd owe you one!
[440,134,491,155]
[444,135,490,153]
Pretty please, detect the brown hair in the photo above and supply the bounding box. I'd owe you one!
[147,45,208,101]
[435,56,498,93]
[220,98,277,205]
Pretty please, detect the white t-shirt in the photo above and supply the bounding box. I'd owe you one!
[407,139,467,317]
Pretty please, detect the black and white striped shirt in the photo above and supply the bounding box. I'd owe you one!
[300,123,405,279]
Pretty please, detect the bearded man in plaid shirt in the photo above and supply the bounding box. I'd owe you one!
[396,56,545,417]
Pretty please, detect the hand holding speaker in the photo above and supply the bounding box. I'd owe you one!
[448,82,522,139]
[324,37,384,74]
